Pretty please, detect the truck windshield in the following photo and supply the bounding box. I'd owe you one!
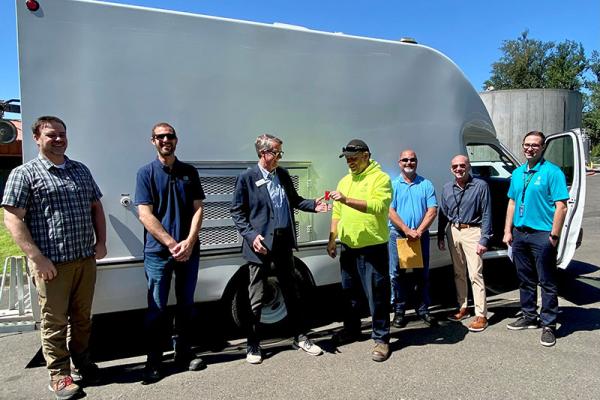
[466,143,517,179]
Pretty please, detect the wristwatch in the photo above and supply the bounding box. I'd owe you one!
[549,234,559,240]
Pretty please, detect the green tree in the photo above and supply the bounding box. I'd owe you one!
[583,51,600,145]
[546,40,587,90]
[484,30,552,90]
[483,31,588,91]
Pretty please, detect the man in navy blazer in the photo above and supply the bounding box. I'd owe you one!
[231,133,328,364]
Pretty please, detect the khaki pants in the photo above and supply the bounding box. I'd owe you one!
[35,256,96,378]
[447,226,487,317]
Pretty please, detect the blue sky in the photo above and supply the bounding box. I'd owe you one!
[1,0,599,118]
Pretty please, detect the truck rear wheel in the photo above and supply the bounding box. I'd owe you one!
[228,259,314,332]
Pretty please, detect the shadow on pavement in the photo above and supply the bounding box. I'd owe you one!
[391,320,468,351]
[556,306,600,338]
[559,260,600,306]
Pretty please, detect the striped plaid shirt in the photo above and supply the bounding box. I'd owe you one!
[1,155,103,263]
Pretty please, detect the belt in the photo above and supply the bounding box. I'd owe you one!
[514,226,541,234]
[274,228,289,236]
[452,222,480,230]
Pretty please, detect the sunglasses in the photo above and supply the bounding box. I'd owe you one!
[400,158,417,163]
[342,145,368,152]
[266,149,284,158]
[451,163,467,169]
[153,133,177,141]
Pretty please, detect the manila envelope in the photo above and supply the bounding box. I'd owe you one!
[396,238,424,269]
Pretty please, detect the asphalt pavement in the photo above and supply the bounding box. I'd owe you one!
[1,175,599,400]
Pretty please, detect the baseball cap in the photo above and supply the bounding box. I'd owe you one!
[339,139,370,158]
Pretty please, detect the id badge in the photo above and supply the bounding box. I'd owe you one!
[519,204,524,217]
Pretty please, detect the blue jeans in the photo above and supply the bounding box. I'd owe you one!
[340,243,390,343]
[511,228,558,328]
[388,230,430,316]
[144,250,199,363]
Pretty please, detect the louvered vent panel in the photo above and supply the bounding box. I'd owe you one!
[199,226,241,247]
[201,176,237,195]
[203,202,231,220]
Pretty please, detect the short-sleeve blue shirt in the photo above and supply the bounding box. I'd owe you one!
[507,159,569,232]
[388,174,437,231]
[135,158,205,254]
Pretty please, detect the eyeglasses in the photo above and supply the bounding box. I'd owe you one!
[400,158,417,163]
[153,133,177,141]
[266,149,284,158]
[342,145,368,153]
[451,163,467,170]
[522,143,541,149]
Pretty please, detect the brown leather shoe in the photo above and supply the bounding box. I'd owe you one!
[468,316,488,332]
[447,307,470,322]
[371,342,390,362]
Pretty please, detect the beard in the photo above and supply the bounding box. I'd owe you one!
[402,167,416,176]
[156,143,175,156]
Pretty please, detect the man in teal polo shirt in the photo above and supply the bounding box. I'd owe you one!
[503,131,569,347]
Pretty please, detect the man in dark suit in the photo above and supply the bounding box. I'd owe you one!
[231,133,328,364]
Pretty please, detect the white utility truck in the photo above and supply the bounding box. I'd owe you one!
[11,0,586,328]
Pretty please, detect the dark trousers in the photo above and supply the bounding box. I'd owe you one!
[388,230,431,316]
[340,243,390,344]
[247,233,307,345]
[512,228,558,328]
[144,251,199,364]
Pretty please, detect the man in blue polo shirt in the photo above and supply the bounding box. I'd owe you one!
[135,122,206,382]
[388,149,438,328]
[503,131,569,347]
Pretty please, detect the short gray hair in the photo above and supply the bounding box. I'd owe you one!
[254,134,283,158]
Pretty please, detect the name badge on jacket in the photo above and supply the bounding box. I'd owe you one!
[255,179,268,187]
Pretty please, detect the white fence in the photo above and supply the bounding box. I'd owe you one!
[0,256,40,333]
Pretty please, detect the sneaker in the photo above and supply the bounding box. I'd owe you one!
[448,308,470,322]
[468,316,488,332]
[540,327,556,347]
[371,342,390,362]
[48,375,80,400]
[292,337,323,356]
[246,344,263,364]
[71,363,100,385]
[507,316,540,330]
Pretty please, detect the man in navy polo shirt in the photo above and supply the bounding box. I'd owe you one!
[503,131,569,347]
[135,122,206,382]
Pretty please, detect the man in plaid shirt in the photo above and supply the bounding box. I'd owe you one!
[2,116,106,400]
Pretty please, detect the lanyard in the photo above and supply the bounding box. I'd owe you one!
[521,170,537,202]
[452,185,466,222]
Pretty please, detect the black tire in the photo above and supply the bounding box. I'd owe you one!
[227,258,314,332]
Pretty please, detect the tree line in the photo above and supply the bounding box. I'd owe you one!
[484,30,600,155]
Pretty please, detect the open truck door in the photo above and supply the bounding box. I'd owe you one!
[543,129,587,269]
